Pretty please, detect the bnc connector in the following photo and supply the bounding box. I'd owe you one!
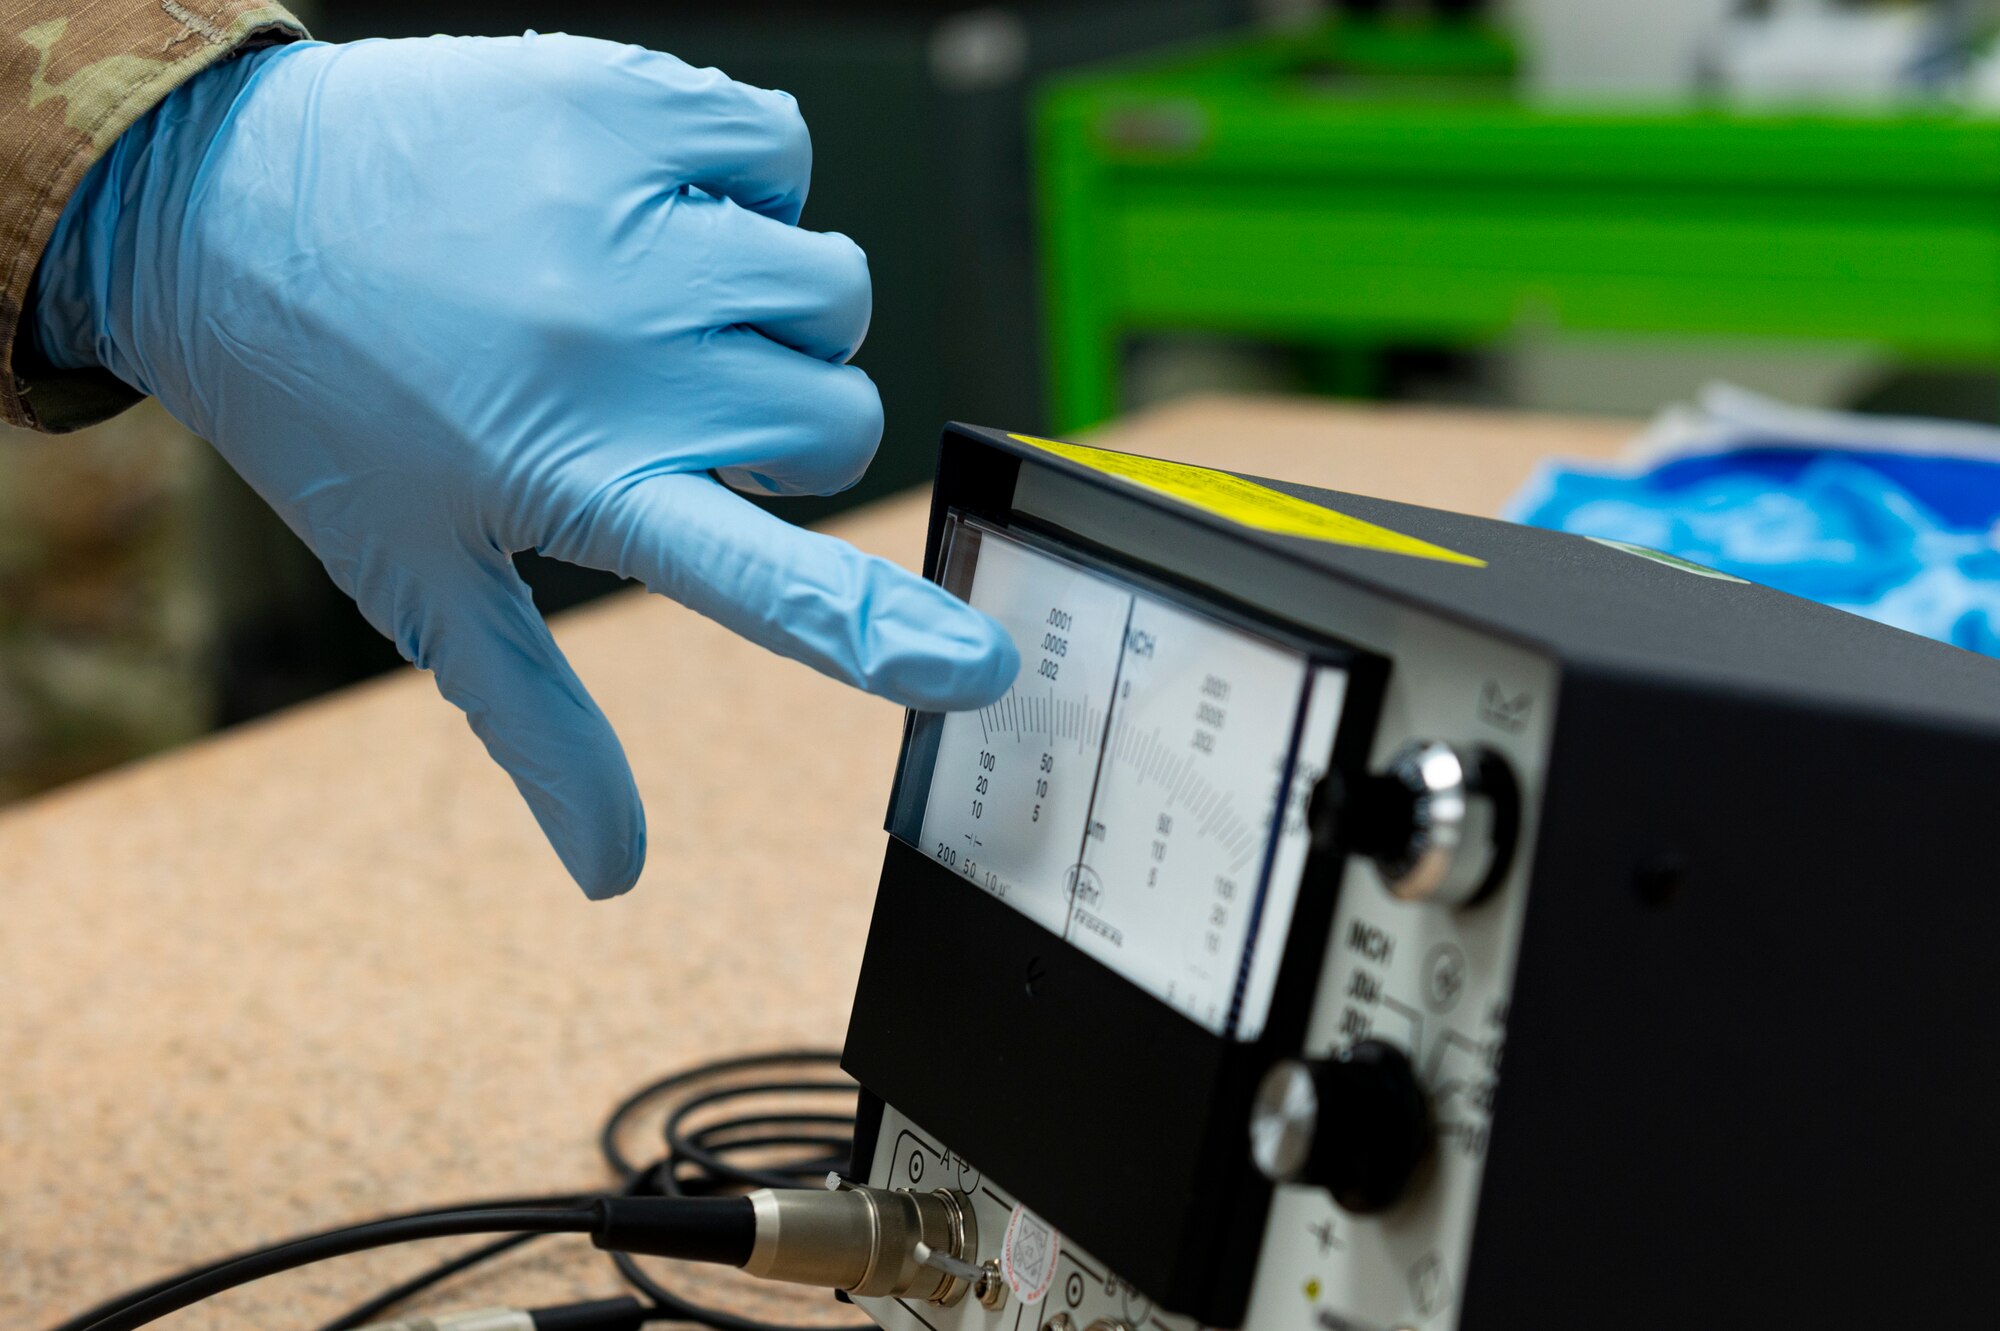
[743,1181,979,1305]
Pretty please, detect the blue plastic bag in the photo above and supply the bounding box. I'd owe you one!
[1509,386,2000,658]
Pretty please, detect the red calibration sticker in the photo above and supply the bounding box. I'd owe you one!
[1001,1203,1061,1305]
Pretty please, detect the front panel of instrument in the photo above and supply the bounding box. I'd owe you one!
[847,461,1556,1331]
[901,516,1352,1043]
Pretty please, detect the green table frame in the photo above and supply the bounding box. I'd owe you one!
[1035,22,2000,431]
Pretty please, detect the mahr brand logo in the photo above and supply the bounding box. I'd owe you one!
[1479,680,1532,733]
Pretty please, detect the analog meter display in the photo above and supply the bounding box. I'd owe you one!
[893,517,1350,1040]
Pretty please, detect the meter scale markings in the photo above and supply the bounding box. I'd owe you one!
[919,528,1132,935]
[974,689,1105,760]
[916,520,1349,1039]
[1067,591,1316,1031]
[1102,719,1261,876]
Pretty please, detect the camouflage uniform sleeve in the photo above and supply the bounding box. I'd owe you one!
[0,0,306,433]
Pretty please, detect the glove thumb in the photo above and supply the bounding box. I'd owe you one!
[376,550,646,899]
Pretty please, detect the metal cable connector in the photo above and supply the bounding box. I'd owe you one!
[742,1180,978,1304]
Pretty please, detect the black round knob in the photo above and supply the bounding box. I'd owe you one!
[1248,1040,1432,1215]
[1323,741,1518,908]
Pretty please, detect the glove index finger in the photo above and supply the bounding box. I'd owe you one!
[630,47,812,223]
[541,472,1020,712]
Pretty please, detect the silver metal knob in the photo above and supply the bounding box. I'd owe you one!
[1249,1058,1319,1183]
[1249,1042,1431,1214]
[1364,740,1514,908]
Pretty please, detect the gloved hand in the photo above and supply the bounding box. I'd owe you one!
[31,33,1018,898]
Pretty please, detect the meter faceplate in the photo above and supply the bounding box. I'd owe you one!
[900,517,1348,1042]
[852,507,1385,1326]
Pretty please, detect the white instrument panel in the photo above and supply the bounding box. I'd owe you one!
[906,518,1347,1040]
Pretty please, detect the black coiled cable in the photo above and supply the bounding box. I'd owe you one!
[589,1050,866,1331]
[47,1049,868,1331]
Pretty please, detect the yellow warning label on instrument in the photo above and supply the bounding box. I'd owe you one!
[1009,434,1486,568]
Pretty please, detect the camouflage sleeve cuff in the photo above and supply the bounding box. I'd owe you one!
[0,0,308,433]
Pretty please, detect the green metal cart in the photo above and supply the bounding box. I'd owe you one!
[1036,22,2000,431]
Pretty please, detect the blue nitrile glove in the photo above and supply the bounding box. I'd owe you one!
[31,34,1018,898]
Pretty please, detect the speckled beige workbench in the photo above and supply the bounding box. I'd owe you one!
[2,396,1629,1329]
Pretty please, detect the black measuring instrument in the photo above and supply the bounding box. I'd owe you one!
[838,424,2000,1331]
